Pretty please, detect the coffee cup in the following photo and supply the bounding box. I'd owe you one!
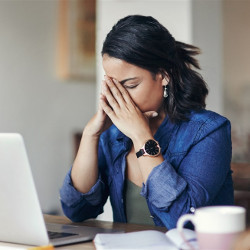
[177,206,246,250]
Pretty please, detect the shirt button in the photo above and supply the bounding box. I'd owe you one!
[150,215,154,219]
[190,207,195,213]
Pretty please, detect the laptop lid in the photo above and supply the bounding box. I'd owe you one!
[0,133,120,247]
[0,133,49,246]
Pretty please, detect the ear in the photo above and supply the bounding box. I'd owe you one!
[160,71,170,87]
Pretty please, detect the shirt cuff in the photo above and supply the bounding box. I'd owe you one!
[60,169,104,207]
[141,160,187,209]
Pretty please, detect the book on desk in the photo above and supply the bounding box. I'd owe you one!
[94,228,197,250]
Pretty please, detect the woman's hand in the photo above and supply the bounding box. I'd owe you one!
[72,83,113,193]
[84,100,112,138]
[100,76,155,145]
[84,81,115,137]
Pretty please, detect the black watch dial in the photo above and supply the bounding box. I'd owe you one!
[145,140,160,156]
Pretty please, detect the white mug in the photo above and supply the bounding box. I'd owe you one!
[177,206,246,250]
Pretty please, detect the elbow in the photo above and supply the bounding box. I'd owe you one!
[61,200,102,222]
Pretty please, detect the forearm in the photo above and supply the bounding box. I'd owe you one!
[137,154,164,183]
[71,128,100,193]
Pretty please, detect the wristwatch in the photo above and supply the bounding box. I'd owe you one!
[136,139,161,158]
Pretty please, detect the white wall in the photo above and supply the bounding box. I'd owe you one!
[0,0,96,214]
[223,0,250,161]
[192,0,223,114]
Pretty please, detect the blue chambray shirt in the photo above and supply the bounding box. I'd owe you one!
[60,109,234,229]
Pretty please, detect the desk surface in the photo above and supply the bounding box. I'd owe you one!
[0,214,167,250]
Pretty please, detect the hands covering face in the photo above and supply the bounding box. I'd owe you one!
[100,76,156,142]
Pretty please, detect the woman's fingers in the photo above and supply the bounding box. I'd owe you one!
[143,111,158,119]
[103,81,120,112]
[104,76,126,108]
[100,94,116,120]
[112,78,132,104]
[104,76,135,107]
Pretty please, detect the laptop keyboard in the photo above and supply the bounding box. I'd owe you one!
[48,231,78,239]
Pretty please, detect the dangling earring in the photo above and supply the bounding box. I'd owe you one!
[163,85,168,98]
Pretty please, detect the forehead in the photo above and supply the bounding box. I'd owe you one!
[102,54,145,80]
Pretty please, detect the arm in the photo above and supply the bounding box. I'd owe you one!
[60,92,112,221]
[60,137,110,222]
[141,118,233,229]
[71,129,99,193]
[71,101,112,193]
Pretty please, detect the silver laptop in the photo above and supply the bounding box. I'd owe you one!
[0,133,119,246]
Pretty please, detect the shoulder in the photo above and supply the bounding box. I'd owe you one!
[171,109,231,145]
[188,109,229,124]
[187,110,231,139]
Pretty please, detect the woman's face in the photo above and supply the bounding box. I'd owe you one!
[102,54,167,113]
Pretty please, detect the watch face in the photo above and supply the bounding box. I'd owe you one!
[145,140,160,156]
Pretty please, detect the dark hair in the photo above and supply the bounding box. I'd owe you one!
[102,15,208,123]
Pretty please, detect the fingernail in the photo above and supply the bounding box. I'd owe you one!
[152,112,158,117]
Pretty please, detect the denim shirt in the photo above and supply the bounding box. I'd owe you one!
[60,109,234,229]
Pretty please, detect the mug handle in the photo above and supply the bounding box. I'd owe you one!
[177,214,197,250]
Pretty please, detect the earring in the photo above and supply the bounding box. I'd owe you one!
[163,85,168,98]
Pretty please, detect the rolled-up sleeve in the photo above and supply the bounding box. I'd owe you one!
[60,169,106,207]
[141,161,187,209]
[60,169,108,222]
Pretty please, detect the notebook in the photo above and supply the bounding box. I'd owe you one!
[94,228,198,250]
[0,133,120,247]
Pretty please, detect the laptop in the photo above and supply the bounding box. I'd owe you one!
[0,133,120,247]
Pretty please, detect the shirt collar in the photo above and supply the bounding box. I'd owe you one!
[154,116,177,153]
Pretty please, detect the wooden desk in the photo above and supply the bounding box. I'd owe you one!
[231,162,250,226]
[46,214,167,249]
[0,215,167,249]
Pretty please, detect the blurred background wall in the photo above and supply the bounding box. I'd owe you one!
[0,0,96,214]
[0,0,249,220]
[223,0,250,162]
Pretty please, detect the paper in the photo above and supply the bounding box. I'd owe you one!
[166,228,198,250]
[94,228,198,250]
[0,246,27,250]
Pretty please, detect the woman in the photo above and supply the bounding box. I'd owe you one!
[60,15,233,229]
